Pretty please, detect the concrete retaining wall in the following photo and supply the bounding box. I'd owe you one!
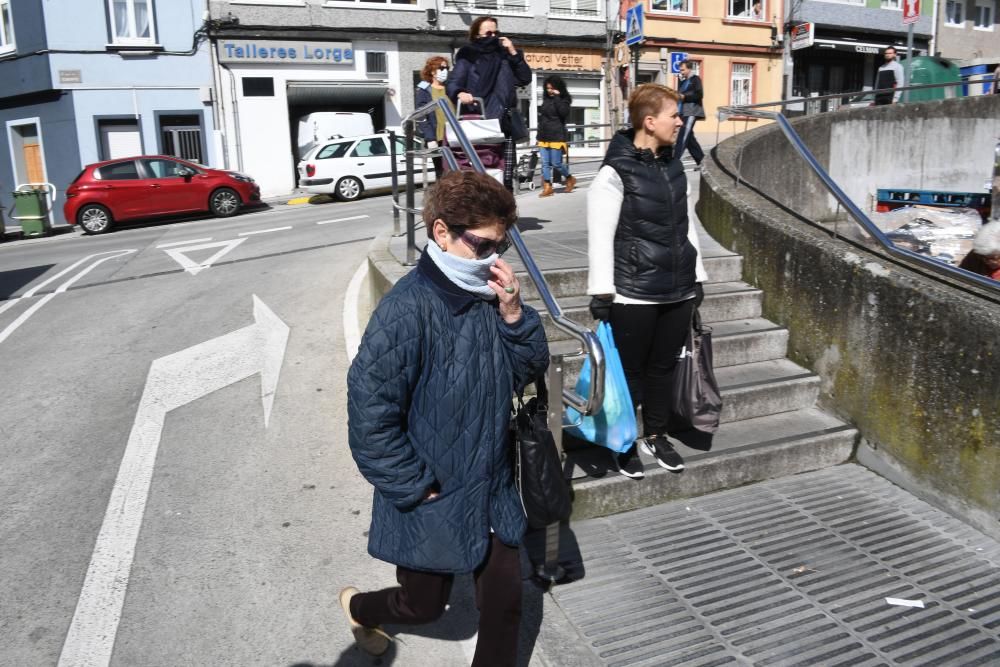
[697,97,1000,540]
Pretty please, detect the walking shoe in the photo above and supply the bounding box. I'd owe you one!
[611,448,645,479]
[564,175,577,193]
[539,181,554,197]
[639,435,685,472]
[339,586,391,656]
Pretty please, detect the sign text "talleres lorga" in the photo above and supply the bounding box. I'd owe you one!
[220,41,354,64]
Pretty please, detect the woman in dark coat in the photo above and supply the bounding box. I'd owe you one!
[447,16,532,189]
[342,171,549,665]
[536,74,577,198]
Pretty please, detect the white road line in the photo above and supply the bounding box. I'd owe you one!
[343,260,368,363]
[318,215,370,225]
[0,250,136,345]
[238,226,293,236]
[156,237,213,249]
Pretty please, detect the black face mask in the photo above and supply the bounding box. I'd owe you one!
[475,35,501,51]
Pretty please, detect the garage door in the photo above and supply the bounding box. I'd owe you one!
[100,122,143,160]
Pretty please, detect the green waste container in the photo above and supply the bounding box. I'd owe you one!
[12,188,52,237]
[900,56,962,102]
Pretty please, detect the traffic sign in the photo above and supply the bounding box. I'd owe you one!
[626,5,644,46]
[903,0,920,24]
[669,52,688,75]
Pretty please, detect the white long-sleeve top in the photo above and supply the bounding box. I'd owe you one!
[587,165,708,304]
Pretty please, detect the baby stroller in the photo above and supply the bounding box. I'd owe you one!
[516,149,539,191]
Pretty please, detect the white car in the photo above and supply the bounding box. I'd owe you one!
[297,133,435,201]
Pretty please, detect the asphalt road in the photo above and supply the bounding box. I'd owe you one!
[0,193,487,666]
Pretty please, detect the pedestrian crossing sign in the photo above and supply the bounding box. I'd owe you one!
[626,5,644,46]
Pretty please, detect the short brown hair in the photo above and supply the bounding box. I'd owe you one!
[423,171,517,236]
[628,84,682,130]
[468,16,498,42]
[421,56,449,83]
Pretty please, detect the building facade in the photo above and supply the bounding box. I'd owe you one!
[208,0,611,197]
[0,0,218,226]
[936,0,999,94]
[622,0,785,137]
[786,0,934,102]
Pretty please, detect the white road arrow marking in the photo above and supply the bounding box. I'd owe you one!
[162,238,247,275]
[0,249,136,345]
[58,295,290,667]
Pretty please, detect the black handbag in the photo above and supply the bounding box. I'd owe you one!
[512,376,572,530]
[502,108,530,143]
[668,309,723,435]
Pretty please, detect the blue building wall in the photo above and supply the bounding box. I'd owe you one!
[0,0,215,228]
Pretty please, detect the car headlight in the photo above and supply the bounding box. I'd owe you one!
[228,172,254,183]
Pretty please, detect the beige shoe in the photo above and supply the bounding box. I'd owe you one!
[339,586,391,656]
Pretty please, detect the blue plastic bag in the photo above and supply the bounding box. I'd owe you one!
[563,322,638,453]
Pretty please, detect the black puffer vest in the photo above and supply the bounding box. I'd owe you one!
[603,129,697,302]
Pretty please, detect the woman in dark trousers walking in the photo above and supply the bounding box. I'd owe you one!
[675,60,705,166]
[536,74,577,197]
[415,55,455,178]
[447,15,532,190]
[586,84,707,479]
[342,171,549,665]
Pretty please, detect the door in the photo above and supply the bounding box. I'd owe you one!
[349,137,392,189]
[100,122,142,160]
[161,126,203,163]
[139,158,204,214]
[94,160,149,219]
[23,143,44,183]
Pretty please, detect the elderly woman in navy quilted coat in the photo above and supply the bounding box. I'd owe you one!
[342,170,549,665]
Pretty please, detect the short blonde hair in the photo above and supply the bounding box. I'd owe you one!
[628,84,682,131]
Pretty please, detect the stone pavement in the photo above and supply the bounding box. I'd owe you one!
[383,170,1000,666]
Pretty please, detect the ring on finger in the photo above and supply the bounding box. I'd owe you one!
[504,285,515,294]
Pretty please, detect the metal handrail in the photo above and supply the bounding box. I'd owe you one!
[398,98,606,417]
[714,105,1000,293]
[992,140,1000,223]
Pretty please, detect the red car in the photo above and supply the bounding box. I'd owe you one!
[64,155,261,234]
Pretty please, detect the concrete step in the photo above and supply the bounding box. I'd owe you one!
[515,253,743,302]
[565,407,858,521]
[548,317,788,373]
[542,348,817,425]
[532,284,763,343]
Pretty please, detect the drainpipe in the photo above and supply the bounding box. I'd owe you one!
[929,0,939,56]
[218,50,244,172]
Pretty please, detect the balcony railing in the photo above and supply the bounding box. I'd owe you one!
[443,0,531,12]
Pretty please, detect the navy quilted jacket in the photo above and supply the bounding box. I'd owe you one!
[347,252,549,573]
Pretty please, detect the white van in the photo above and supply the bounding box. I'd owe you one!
[296,112,374,160]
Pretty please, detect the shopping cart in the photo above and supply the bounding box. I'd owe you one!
[516,149,539,191]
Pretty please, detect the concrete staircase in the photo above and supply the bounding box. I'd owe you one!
[519,225,858,521]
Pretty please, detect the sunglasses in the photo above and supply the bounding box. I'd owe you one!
[452,227,511,258]
[478,30,501,38]
[438,65,449,71]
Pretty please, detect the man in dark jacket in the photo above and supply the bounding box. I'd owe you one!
[675,60,705,167]
[342,171,549,665]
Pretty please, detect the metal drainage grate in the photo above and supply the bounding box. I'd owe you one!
[549,465,1000,666]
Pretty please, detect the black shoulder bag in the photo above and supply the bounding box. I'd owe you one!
[513,376,572,530]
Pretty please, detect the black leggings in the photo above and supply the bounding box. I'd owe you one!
[350,535,522,667]
[610,299,696,438]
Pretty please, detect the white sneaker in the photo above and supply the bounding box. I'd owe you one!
[339,586,391,656]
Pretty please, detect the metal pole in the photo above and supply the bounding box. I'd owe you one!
[404,121,417,265]
[389,130,400,237]
[904,24,914,103]
[536,356,567,587]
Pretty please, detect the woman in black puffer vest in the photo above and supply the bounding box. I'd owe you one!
[586,84,707,479]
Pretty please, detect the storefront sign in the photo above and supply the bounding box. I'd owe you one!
[523,48,603,72]
[219,40,354,65]
[790,23,814,51]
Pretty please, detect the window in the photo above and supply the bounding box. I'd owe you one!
[366,52,388,76]
[96,161,141,180]
[159,115,203,163]
[443,0,530,13]
[316,141,353,159]
[0,0,14,53]
[350,138,388,157]
[728,0,767,20]
[974,0,995,28]
[651,0,693,15]
[327,0,417,5]
[98,119,142,160]
[108,0,157,46]
[731,63,754,106]
[141,158,192,178]
[881,0,901,8]
[946,0,964,23]
[242,77,275,97]
[549,0,600,17]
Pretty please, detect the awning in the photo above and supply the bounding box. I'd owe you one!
[286,81,388,106]
[812,38,926,56]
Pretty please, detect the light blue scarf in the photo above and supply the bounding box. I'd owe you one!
[426,241,498,300]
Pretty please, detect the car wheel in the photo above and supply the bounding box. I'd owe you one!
[210,187,241,217]
[335,176,363,202]
[78,204,114,234]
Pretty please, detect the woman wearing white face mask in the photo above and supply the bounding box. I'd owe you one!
[415,55,455,177]
[343,171,549,664]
